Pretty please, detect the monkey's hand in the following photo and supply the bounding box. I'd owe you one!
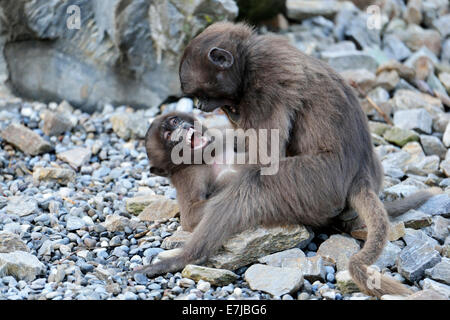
[131,256,186,278]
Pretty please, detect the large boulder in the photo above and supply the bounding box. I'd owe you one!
[0,0,238,112]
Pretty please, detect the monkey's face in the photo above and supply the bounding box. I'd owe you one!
[145,112,211,177]
[179,26,244,125]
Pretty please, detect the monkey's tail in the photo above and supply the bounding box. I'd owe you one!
[348,186,413,298]
[383,188,442,218]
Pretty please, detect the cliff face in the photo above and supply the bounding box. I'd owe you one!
[0,0,238,112]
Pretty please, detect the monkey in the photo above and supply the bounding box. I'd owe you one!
[134,22,439,298]
[144,111,239,232]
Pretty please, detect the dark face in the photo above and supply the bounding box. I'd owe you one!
[179,31,243,125]
[145,112,211,177]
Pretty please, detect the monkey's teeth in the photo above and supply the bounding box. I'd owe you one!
[185,128,195,145]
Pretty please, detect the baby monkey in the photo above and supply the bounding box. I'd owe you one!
[145,111,238,232]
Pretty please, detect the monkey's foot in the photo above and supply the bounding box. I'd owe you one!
[131,256,187,278]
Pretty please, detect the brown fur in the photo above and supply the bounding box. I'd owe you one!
[135,22,436,297]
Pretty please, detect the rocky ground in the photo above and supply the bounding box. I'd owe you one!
[1,0,450,300]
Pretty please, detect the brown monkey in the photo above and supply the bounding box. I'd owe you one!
[135,22,437,297]
[145,111,238,232]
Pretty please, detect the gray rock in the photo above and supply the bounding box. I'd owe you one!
[181,265,238,286]
[417,194,450,217]
[57,147,91,169]
[0,0,237,112]
[322,51,378,73]
[41,110,73,136]
[432,14,450,38]
[420,135,447,159]
[403,228,440,249]
[0,232,29,253]
[282,254,326,282]
[161,230,191,250]
[427,216,449,242]
[0,123,53,155]
[66,216,86,231]
[258,248,305,267]
[344,13,380,49]
[374,242,402,269]
[393,210,432,229]
[110,112,149,140]
[407,289,447,300]
[317,234,360,271]
[33,167,76,185]
[286,0,343,21]
[5,196,38,217]
[422,278,450,299]
[393,109,432,134]
[207,225,311,270]
[244,264,303,297]
[425,258,450,285]
[397,241,441,282]
[0,251,45,281]
[383,34,411,61]
[443,123,450,147]
[336,270,359,294]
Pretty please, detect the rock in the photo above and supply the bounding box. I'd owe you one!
[382,35,411,61]
[0,232,29,253]
[286,0,342,21]
[344,12,381,49]
[427,216,450,242]
[351,221,405,242]
[439,72,450,92]
[376,70,399,91]
[374,242,402,269]
[417,194,450,217]
[207,225,311,270]
[0,0,237,112]
[397,241,441,282]
[393,109,432,134]
[420,135,447,159]
[244,264,303,297]
[392,89,443,113]
[441,160,450,177]
[110,112,149,140]
[336,270,359,294]
[317,234,360,271]
[0,251,45,281]
[433,14,450,38]
[181,265,238,286]
[397,25,442,55]
[137,196,180,222]
[41,110,73,136]
[406,289,447,300]
[33,167,76,185]
[404,0,422,25]
[425,258,450,285]
[322,51,378,73]
[282,255,326,282]
[383,127,419,147]
[102,215,131,232]
[383,184,421,201]
[339,69,375,94]
[161,230,191,250]
[57,147,91,169]
[393,210,432,229]
[403,228,440,249]
[5,196,38,217]
[66,216,86,231]
[258,248,305,267]
[376,60,415,82]
[422,278,450,299]
[0,123,53,155]
[443,123,450,147]
[126,195,177,217]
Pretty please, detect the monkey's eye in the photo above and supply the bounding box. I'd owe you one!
[164,131,172,140]
[169,118,179,126]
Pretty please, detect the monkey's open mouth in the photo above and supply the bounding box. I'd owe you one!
[185,128,209,150]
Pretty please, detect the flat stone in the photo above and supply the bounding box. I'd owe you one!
[336,270,359,294]
[393,210,432,229]
[258,248,305,267]
[282,254,326,282]
[181,265,238,286]
[417,194,450,217]
[422,278,450,299]
[0,251,45,281]
[137,196,180,222]
[369,121,392,137]
[161,230,191,250]
[207,225,311,270]
[41,110,73,136]
[5,196,38,217]
[406,289,447,300]
[102,215,131,232]
[403,228,440,249]
[392,89,443,113]
[374,242,402,269]
[397,241,441,282]
[317,234,360,271]
[427,216,450,243]
[420,135,446,159]
[352,221,405,242]
[57,147,91,169]
[33,167,76,185]
[244,264,303,297]
[0,123,53,155]
[66,216,86,231]
[376,70,399,91]
[0,232,29,253]
[425,258,450,285]
[393,109,432,134]
[383,127,420,147]
[286,0,342,21]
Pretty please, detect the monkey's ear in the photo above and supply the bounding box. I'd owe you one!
[208,47,234,70]
[150,166,169,177]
